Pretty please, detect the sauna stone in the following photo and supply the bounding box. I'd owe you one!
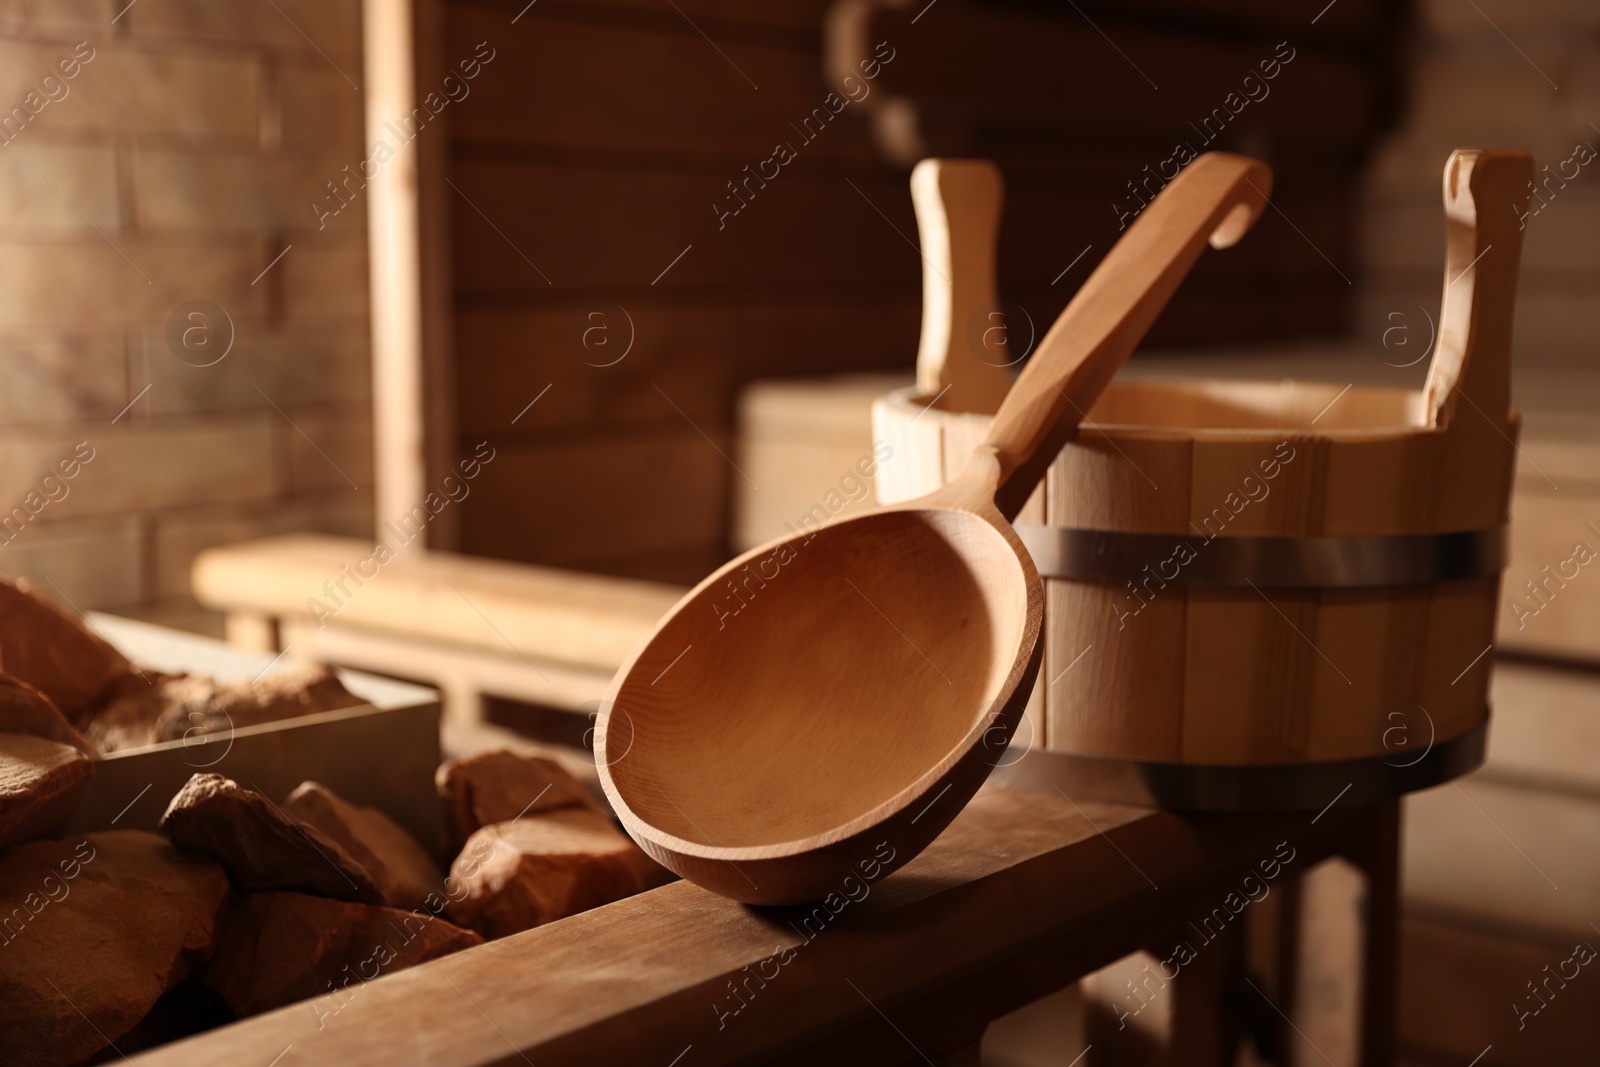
[0,674,94,755]
[202,891,483,1019]
[160,773,384,904]
[284,780,443,909]
[447,808,660,938]
[0,831,229,1067]
[0,578,134,719]
[0,733,93,850]
[435,748,595,854]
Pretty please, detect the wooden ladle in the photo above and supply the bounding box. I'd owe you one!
[597,153,1273,904]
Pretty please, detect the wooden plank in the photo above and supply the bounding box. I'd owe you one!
[444,159,1351,301]
[1499,487,1600,663]
[1181,435,1320,764]
[1044,432,1194,763]
[280,615,617,716]
[1355,801,1401,1067]
[68,613,443,851]
[457,426,731,579]
[1289,858,1371,1066]
[1082,925,1244,1066]
[361,0,438,550]
[452,0,836,32]
[416,0,464,548]
[1400,913,1600,1067]
[1486,659,1600,793]
[1067,0,1387,41]
[453,300,919,436]
[827,0,1379,143]
[456,0,1385,42]
[1404,775,1600,937]
[73,700,444,856]
[448,160,918,295]
[449,5,877,159]
[130,787,1362,1066]
[192,533,683,674]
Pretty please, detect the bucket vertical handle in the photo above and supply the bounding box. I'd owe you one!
[1423,148,1535,429]
[911,159,1015,415]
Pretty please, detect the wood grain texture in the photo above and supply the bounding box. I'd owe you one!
[594,153,1274,903]
[910,159,1014,413]
[826,1,1380,179]
[192,534,682,673]
[365,0,457,548]
[127,784,1371,1066]
[1400,912,1600,1066]
[875,149,1530,774]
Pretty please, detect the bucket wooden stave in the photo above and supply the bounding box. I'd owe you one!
[875,148,1532,810]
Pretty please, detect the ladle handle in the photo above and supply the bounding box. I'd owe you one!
[979,152,1273,520]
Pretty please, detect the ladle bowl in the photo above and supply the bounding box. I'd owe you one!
[600,486,1038,902]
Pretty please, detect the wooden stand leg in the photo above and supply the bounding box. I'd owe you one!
[1353,800,1401,1067]
[1083,923,1245,1067]
[1270,801,1401,1067]
[223,612,279,653]
[437,674,484,724]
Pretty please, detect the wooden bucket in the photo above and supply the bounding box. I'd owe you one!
[875,148,1533,810]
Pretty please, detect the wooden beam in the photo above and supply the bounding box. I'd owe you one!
[191,534,682,674]
[363,0,459,549]
[136,787,1369,1065]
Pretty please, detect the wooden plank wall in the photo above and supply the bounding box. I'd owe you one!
[440,0,1401,583]
[445,0,914,581]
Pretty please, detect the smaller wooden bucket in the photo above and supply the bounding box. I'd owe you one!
[875,148,1532,810]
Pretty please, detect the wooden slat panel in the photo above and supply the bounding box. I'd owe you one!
[453,299,919,436]
[450,5,875,159]
[1487,660,1600,792]
[1404,776,1600,936]
[448,158,1353,304]
[1400,914,1600,1066]
[450,161,922,294]
[452,0,836,32]
[829,0,1379,143]
[1181,435,1320,763]
[1499,487,1600,663]
[1046,433,1194,762]
[459,426,731,579]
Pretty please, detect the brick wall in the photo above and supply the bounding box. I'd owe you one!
[0,0,372,632]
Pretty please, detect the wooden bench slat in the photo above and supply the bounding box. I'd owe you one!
[193,534,684,673]
[135,787,1350,1065]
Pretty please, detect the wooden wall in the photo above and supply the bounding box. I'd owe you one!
[440,0,1402,583]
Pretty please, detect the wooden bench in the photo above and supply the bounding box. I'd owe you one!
[192,533,684,723]
[132,770,1400,1066]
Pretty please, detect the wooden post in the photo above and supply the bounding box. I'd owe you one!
[1083,925,1245,1067]
[362,0,458,549]
[1268,802,1401,1067]
[1355,801,1401,1067]
[221,612,278,654]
